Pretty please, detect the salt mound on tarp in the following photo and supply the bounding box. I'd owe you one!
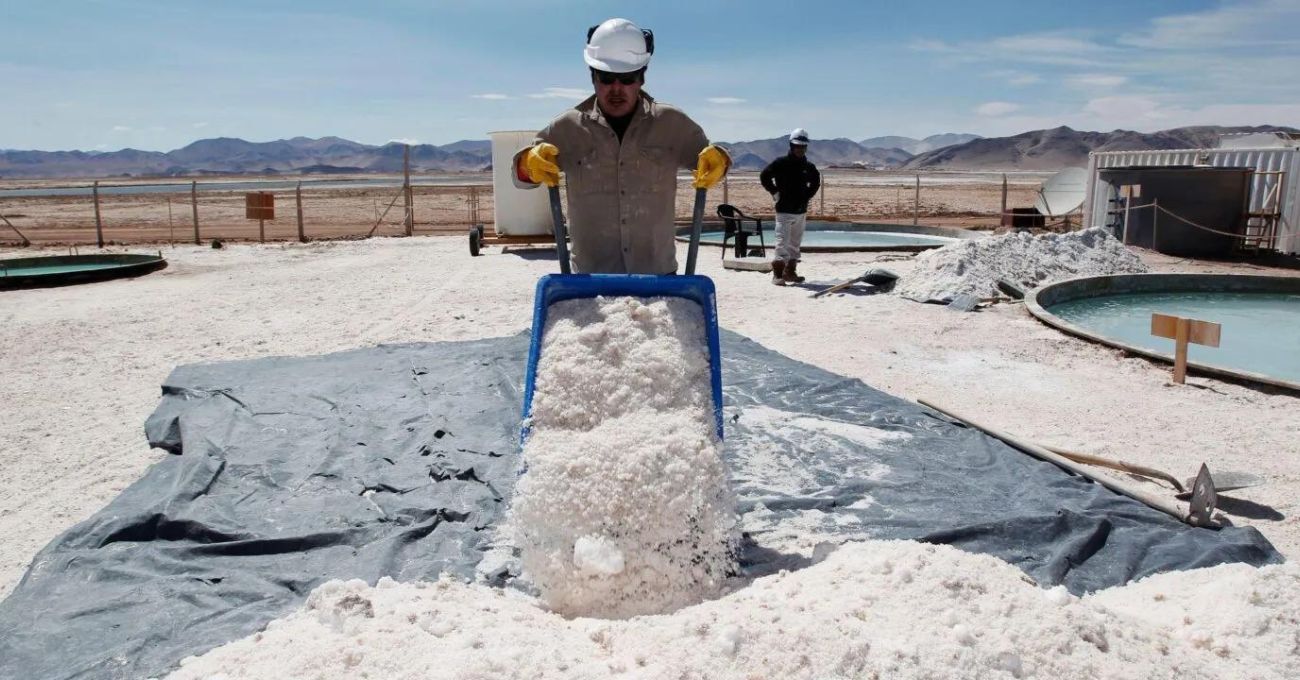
[510,296,738,619]
[897,227,1147,302]
[166,540,1300,680]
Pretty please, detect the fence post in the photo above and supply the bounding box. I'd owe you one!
[403,145,413,236]
[1000,174,1008,225]
[722,173,729,205]
[913,175,920,226]
[191,181,200,245]
[820,180,825,214]
[93,180,104,248]
[296,182,305,242]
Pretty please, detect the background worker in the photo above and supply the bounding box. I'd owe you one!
[760,128,821,285]
[514,18,730,274]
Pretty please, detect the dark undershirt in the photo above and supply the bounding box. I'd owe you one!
[608,112,633,142]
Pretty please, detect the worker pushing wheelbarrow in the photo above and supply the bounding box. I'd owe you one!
[512,17,731,435]
[511,17,730,276]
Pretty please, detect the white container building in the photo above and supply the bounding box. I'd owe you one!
[1083,135,1300,255]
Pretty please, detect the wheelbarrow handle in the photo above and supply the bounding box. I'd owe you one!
[547,185,571,274]
[684,187,707,275]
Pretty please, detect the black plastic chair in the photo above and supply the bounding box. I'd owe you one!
[716,204,767,259]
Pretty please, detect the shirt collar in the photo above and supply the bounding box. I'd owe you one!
[579,91,655,126]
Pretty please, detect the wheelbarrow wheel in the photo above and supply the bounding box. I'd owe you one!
[468,227,481,256]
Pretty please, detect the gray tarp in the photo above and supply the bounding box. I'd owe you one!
[0,331,1280,680]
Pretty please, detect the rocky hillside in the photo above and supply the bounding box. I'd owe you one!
[903,125,1299,170]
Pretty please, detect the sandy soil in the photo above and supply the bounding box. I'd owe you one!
[0,171,1043,245]
[1,234,1297,602]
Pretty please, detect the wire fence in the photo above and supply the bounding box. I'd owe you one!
[0,172,1042,247]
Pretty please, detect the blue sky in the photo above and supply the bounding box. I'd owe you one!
[3,0,1298,151]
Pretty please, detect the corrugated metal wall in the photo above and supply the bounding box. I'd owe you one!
[1083,147,1300,254]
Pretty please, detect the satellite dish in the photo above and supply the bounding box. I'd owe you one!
[1034,167,1088,216]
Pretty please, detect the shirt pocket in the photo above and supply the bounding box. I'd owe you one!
[636,145,677,194]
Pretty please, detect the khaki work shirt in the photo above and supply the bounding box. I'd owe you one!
[515,92,710,274]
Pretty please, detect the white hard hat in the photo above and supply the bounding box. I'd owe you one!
[584,18,654,73]
[789,128,810,146]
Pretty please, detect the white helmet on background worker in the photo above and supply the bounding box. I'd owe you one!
[584,18,654,73]
[789,128,810,146]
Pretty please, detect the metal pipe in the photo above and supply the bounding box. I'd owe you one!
[548,185,571,274]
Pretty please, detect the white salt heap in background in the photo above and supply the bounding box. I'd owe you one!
[167,540,1300,679]
[897,227,1148,302]
[509,296,738,618]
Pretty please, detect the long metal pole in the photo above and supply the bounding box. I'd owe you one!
[547,186,571,274]
[93,180,104,248]
[918,398,1199,526]
[685,187,707,275]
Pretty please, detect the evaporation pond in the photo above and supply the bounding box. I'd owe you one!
[4,263,127,276]
[1049,291,1300,383]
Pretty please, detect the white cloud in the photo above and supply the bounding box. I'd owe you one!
[1082,95,1166,122]
[193,122,209,128]
[527,87,590,100]
[706,97,746,105]
[471,93,511,100]
[986,70,1041,86]
[976,101,1021,116]
[388,137,422,145]
[1119,0,1300,49]
[1068,74,1128,88]
[111,125,131,132]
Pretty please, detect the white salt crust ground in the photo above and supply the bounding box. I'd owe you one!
[896,227,1148,301]
[3,237,1298,676]
[509,297,738,618]
[166,539,1300,680]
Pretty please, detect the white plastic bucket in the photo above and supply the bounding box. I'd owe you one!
[489,130,552,236]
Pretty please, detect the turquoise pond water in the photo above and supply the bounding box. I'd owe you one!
[697,225,955,248]
[1,262,128,276]
[1049,291,1300,383]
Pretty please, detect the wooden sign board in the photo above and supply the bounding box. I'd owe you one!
[1151,313,1222,384]
[245,192,275,220]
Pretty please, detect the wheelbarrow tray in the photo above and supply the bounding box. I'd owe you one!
[521,273,725,442]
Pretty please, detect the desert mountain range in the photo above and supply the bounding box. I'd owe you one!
[1,127,1293,179]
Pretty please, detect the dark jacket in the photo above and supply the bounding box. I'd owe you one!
[760,153,821,214]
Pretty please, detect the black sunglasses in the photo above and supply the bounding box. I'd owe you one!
[592,68,644,86]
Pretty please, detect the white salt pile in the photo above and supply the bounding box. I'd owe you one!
[509,296,738,618]
[167,540,1300,680]
[896,227,1148,302]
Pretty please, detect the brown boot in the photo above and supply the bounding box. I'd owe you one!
[783,260,806,284]
[771,260,786,286]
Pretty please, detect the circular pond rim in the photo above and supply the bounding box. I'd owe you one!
[0,253,168,290]
[1026,273,1300,394]
[674,221,982,253]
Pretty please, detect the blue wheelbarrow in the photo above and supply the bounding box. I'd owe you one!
[521,184,724,441]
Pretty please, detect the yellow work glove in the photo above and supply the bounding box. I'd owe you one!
[693,144,731,189]
[521,142,561,187]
